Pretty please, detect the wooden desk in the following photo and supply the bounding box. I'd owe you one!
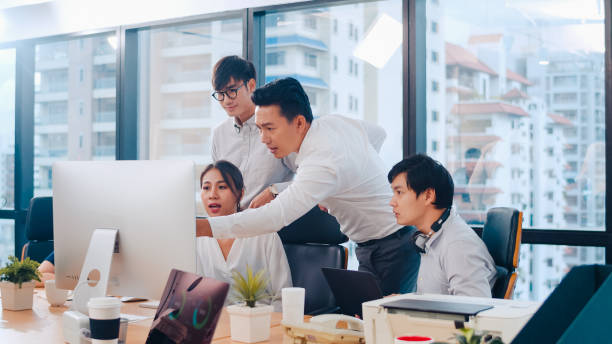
[0,289,286,343]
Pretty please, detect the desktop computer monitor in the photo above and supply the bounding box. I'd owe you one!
[52,160,197,300]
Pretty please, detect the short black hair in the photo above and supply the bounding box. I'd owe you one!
[200,160,245,211]
[212,55,256,91]
[251,77,313,123]
[388,154,454,209]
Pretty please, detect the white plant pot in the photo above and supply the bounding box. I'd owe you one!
[227,303,274,343]
[0,281,36,311]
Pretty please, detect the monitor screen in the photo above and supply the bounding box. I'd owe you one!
[52,160,197,300]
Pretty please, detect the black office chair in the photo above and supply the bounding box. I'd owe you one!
[481,207,523,299]
[20,196,54,263]
[283,243,347,315]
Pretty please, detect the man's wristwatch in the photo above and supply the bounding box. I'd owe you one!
[268,185,279,198]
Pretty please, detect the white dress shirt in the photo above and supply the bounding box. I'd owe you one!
[196,233,292,312]
[209,115,397,243]
[416,208,497,297]
[211,115,297,209]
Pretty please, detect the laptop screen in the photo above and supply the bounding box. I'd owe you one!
[322,268,383,318]
[147,269,229,344]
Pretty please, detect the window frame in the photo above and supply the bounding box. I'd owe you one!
[0,0,609,263]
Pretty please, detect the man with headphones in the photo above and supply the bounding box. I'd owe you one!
[388,154,497,297]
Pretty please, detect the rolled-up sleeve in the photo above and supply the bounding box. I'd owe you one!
[209,155,340,239]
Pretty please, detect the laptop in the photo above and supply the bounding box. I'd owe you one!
[321,268,384,318]
[146,269,229,344]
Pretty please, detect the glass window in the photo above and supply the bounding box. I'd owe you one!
[304,52,317,68]
[0,48,15,210]
[266,51,285,66]
[34,34,117,197]
[0,220,14,266]
[264,0,403,271]
[516,244,605,301]
[263,0,402,169]
[136,18,243,215]
[427,0,605,230]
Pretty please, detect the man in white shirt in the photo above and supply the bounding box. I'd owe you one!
[210,56,346,244]
[198,77,420,294]
[388,154,497,297]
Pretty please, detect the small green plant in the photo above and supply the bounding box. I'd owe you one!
[230,265,269,308]
[0,256,41,288]
[454,328,504,344]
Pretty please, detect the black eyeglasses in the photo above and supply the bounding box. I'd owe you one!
[212,84,245,101]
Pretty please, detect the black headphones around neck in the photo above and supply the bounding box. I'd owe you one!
[431,207,452,232]
[412,207,452,254]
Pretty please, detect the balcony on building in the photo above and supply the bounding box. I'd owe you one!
[36,147,68,158]
[93,111,116,123]
[161,70,211,93]
[36,43,69,70]
[92,145,115,157]
[160,143,209,161]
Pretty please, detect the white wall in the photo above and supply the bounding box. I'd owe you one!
[0,0,307,43]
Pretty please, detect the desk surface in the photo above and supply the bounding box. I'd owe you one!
[0,289,285,343]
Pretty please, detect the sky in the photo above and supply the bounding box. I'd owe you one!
[443,0,604,53]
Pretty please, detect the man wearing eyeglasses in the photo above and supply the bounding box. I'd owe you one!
[209,55,346,244]
[388,154,496,297]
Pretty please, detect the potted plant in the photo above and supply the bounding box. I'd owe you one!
[0,256,41,311]
[431,328,504,344]
[226,265,274,343]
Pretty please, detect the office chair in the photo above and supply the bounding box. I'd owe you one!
[20,196,54,263]
[283,243,347,315]
[481,207,523,299]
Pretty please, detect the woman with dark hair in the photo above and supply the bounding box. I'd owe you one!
[197,160,291,311]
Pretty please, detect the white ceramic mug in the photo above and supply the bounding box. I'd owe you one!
[395,335,434,344]
[88,297,122,344]
[44,280,68,306]
[282,287,305,324]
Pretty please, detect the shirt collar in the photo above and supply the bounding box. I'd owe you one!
[233,114,256,129]
[425,207,457,250]
[294,119,316,166]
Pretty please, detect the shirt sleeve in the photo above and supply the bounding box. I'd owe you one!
[209,155,340,239]
[443,240,493,298]
[359,120,387,153]
[273,153,297,193]
[265,234,293,312]
[210,129,219,162]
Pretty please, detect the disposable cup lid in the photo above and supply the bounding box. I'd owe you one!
[88,297,121,309]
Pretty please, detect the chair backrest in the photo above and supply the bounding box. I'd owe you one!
[481,207,522,299]
[283,243,346,315]
[21,196,54,263]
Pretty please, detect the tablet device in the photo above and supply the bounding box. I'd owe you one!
[321,268,384,318]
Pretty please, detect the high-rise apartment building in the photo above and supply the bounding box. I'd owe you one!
[34,36,117,196]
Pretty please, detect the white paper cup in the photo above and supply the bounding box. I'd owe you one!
[44,280,68,306]
[88,297,122,344]
[395,335,434,344]
[282,287,305,324]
